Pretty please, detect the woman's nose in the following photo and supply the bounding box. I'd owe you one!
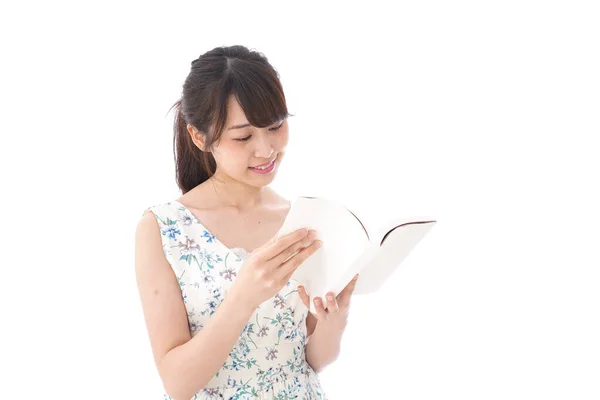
[255,149,273,160]
[255,138,274,159]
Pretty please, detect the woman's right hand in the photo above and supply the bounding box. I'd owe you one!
[230,228,321,310]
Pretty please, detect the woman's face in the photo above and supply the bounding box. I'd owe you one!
[204,94,289,186]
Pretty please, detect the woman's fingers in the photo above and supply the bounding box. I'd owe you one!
[338,274,359,307]
[313,296,328,320]
[300,287,347,321]
[298,285,310,309]
[325,292,339,313]
[273,230,317,266]
[278,239,322,282]
[258,228,309,261]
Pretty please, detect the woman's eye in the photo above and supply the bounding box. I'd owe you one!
[235,122,283,142]
[269,122,285,132]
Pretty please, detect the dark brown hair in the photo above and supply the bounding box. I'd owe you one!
[169,45,294,194]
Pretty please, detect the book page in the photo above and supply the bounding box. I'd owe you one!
[354,219,437,295]
[374,215,437,246]
[275,196,371,313]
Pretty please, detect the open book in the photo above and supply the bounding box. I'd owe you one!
[275,196,437,314]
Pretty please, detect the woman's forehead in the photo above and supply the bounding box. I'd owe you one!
[225,96,247,124]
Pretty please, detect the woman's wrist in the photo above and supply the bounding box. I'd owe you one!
[226,284,259,315]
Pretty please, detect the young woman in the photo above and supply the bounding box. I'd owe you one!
[135,45,359,400]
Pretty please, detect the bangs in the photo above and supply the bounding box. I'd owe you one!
[233,66,290,128]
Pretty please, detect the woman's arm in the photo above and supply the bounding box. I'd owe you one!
[305,319,346,373]
[300,277,359,373]
[135,212,256,400]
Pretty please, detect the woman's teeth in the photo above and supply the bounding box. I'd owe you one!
[252,158,275,169]
[254,162,272,170]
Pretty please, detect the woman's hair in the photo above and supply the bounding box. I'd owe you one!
[169,45,293,194]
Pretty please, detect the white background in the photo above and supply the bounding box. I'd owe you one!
[1,1,599,399]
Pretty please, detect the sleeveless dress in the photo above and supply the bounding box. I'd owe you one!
[143,200,328,400]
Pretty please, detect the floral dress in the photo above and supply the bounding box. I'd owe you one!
[143,200,328,400]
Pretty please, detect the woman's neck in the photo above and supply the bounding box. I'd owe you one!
[208,176,271,212]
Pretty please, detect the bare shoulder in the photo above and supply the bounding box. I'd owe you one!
[135,211,191,371]
[175,181,218,209]
[136,209,166,252]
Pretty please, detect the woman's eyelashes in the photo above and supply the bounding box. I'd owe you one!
[234,122,284,142]
[269,121,285,132]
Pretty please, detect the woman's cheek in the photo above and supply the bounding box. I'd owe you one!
[277,129,290,149]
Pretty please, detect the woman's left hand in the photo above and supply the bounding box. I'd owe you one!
[298,274,359,325]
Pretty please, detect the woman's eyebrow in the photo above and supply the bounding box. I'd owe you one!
[227,123,251,131]
[227,119,282,131]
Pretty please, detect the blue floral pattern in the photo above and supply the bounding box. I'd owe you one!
[143,201,328,400]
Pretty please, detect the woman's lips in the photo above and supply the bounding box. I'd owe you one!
[249,155,277,174]
[250,155,277,168]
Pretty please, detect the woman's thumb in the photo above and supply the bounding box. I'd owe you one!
[298,285,309,307]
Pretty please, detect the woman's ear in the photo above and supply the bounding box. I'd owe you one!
[187,124,208,152]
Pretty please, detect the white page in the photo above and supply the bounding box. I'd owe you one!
[276,196,371,313]
[354,220,437,294]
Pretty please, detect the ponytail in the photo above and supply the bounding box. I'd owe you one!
[172,100,215,194]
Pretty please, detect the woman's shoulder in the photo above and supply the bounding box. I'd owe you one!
[174,182,219,210]
[176,186,290,210]
[141,198,190,230]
